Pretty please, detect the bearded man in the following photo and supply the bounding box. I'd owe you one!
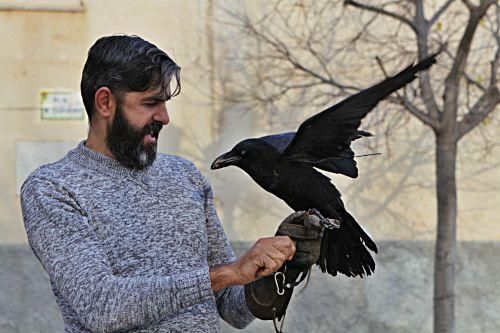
[20,35,296,333]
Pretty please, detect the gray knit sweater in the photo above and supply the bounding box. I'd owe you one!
[20,141,255,333]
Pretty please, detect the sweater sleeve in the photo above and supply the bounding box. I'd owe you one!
[20,176,214,333]
[198,173,256,329]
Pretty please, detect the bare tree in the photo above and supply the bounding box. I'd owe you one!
[216,1,500,332]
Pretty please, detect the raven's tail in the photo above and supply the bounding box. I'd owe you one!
[318,209,377,277]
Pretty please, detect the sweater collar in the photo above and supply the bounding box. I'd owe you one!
[68,141,153,179]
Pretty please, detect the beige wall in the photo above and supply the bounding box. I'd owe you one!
[1,0,499,246]
[0,0,220,243]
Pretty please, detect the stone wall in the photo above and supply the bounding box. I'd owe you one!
[2,241,498,333]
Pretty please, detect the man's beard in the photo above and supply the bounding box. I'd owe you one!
[106,105,163,170]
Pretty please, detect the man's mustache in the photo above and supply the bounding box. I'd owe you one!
[142,121,163,138]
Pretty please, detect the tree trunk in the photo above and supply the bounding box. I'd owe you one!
[433,133,458,333]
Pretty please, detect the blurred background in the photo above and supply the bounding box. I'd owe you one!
[0,0,499,332]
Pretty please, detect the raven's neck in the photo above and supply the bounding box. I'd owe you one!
[239,154,281,191]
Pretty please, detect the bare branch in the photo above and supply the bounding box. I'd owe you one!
[344,0,418,33]
[464,72,487,91]
[430,0,456,26]
[305,39,334,83]
[410,1,442,122]
[448,0,498,80]
[418,70,442,120]
[220,0,498,145]
[458,85,500,139]
[387,95,441,130]
[241,16,360,92]
[461,0,474,11]
[375,52,440,130]
[442,0,497,125]
[490,3,500,86]
[375,56,389,77]
[492,46,500,86]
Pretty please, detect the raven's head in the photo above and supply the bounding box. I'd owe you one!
[211,139,276,170]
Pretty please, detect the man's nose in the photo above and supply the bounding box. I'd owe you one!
[154,104,170,125]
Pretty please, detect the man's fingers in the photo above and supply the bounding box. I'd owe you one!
[260,236,296,261]
[289,238,296,260]
[261,255,278,271]
[257,267,275,278]
[265,246,288,263]
[256,255,278,277]
[274,235,296,260]
[233,236,298,283]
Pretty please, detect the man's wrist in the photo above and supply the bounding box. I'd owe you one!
[209,263,240,292]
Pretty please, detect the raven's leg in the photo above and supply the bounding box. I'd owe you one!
[307,208,340,229]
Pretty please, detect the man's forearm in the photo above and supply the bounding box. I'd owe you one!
[210,263,239,292]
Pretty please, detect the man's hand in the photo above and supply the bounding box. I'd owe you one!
[210,236,295,292]
[276,209,332,268]
[233,236,296,281]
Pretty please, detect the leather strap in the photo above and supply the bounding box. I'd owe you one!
[244,266,304,321]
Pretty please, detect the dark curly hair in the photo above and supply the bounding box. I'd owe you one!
[80,35,181,122]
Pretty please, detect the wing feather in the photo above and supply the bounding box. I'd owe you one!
[283,54,438,174]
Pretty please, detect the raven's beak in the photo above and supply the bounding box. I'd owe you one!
[211,151,241,170]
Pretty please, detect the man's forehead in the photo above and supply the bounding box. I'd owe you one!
[124,87,167,102]
[142,86,167,99]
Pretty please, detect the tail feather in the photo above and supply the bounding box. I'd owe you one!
[318,208,376,277]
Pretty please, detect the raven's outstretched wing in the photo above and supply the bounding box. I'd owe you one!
[283,54,438,177]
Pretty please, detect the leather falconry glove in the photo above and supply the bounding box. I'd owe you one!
[245,209,337,330]
[276,209,327,268]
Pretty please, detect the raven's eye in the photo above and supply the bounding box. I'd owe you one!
[240,150,247,157]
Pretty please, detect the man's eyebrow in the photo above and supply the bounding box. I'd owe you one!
[141,96,168,102]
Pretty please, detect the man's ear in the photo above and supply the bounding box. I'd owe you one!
[94,87,117,119]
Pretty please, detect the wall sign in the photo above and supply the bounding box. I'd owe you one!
[40,90,85,120]
[0,0,85,13]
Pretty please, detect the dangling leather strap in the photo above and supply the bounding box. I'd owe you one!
[245,265,310,333]
[270,267,309,333]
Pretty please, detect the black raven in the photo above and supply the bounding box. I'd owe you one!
[211,54,437,278]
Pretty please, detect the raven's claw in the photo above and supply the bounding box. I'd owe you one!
[306,209,341,229]
[321,218,340,229]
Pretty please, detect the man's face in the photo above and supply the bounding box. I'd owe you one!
[106,87,170,170]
